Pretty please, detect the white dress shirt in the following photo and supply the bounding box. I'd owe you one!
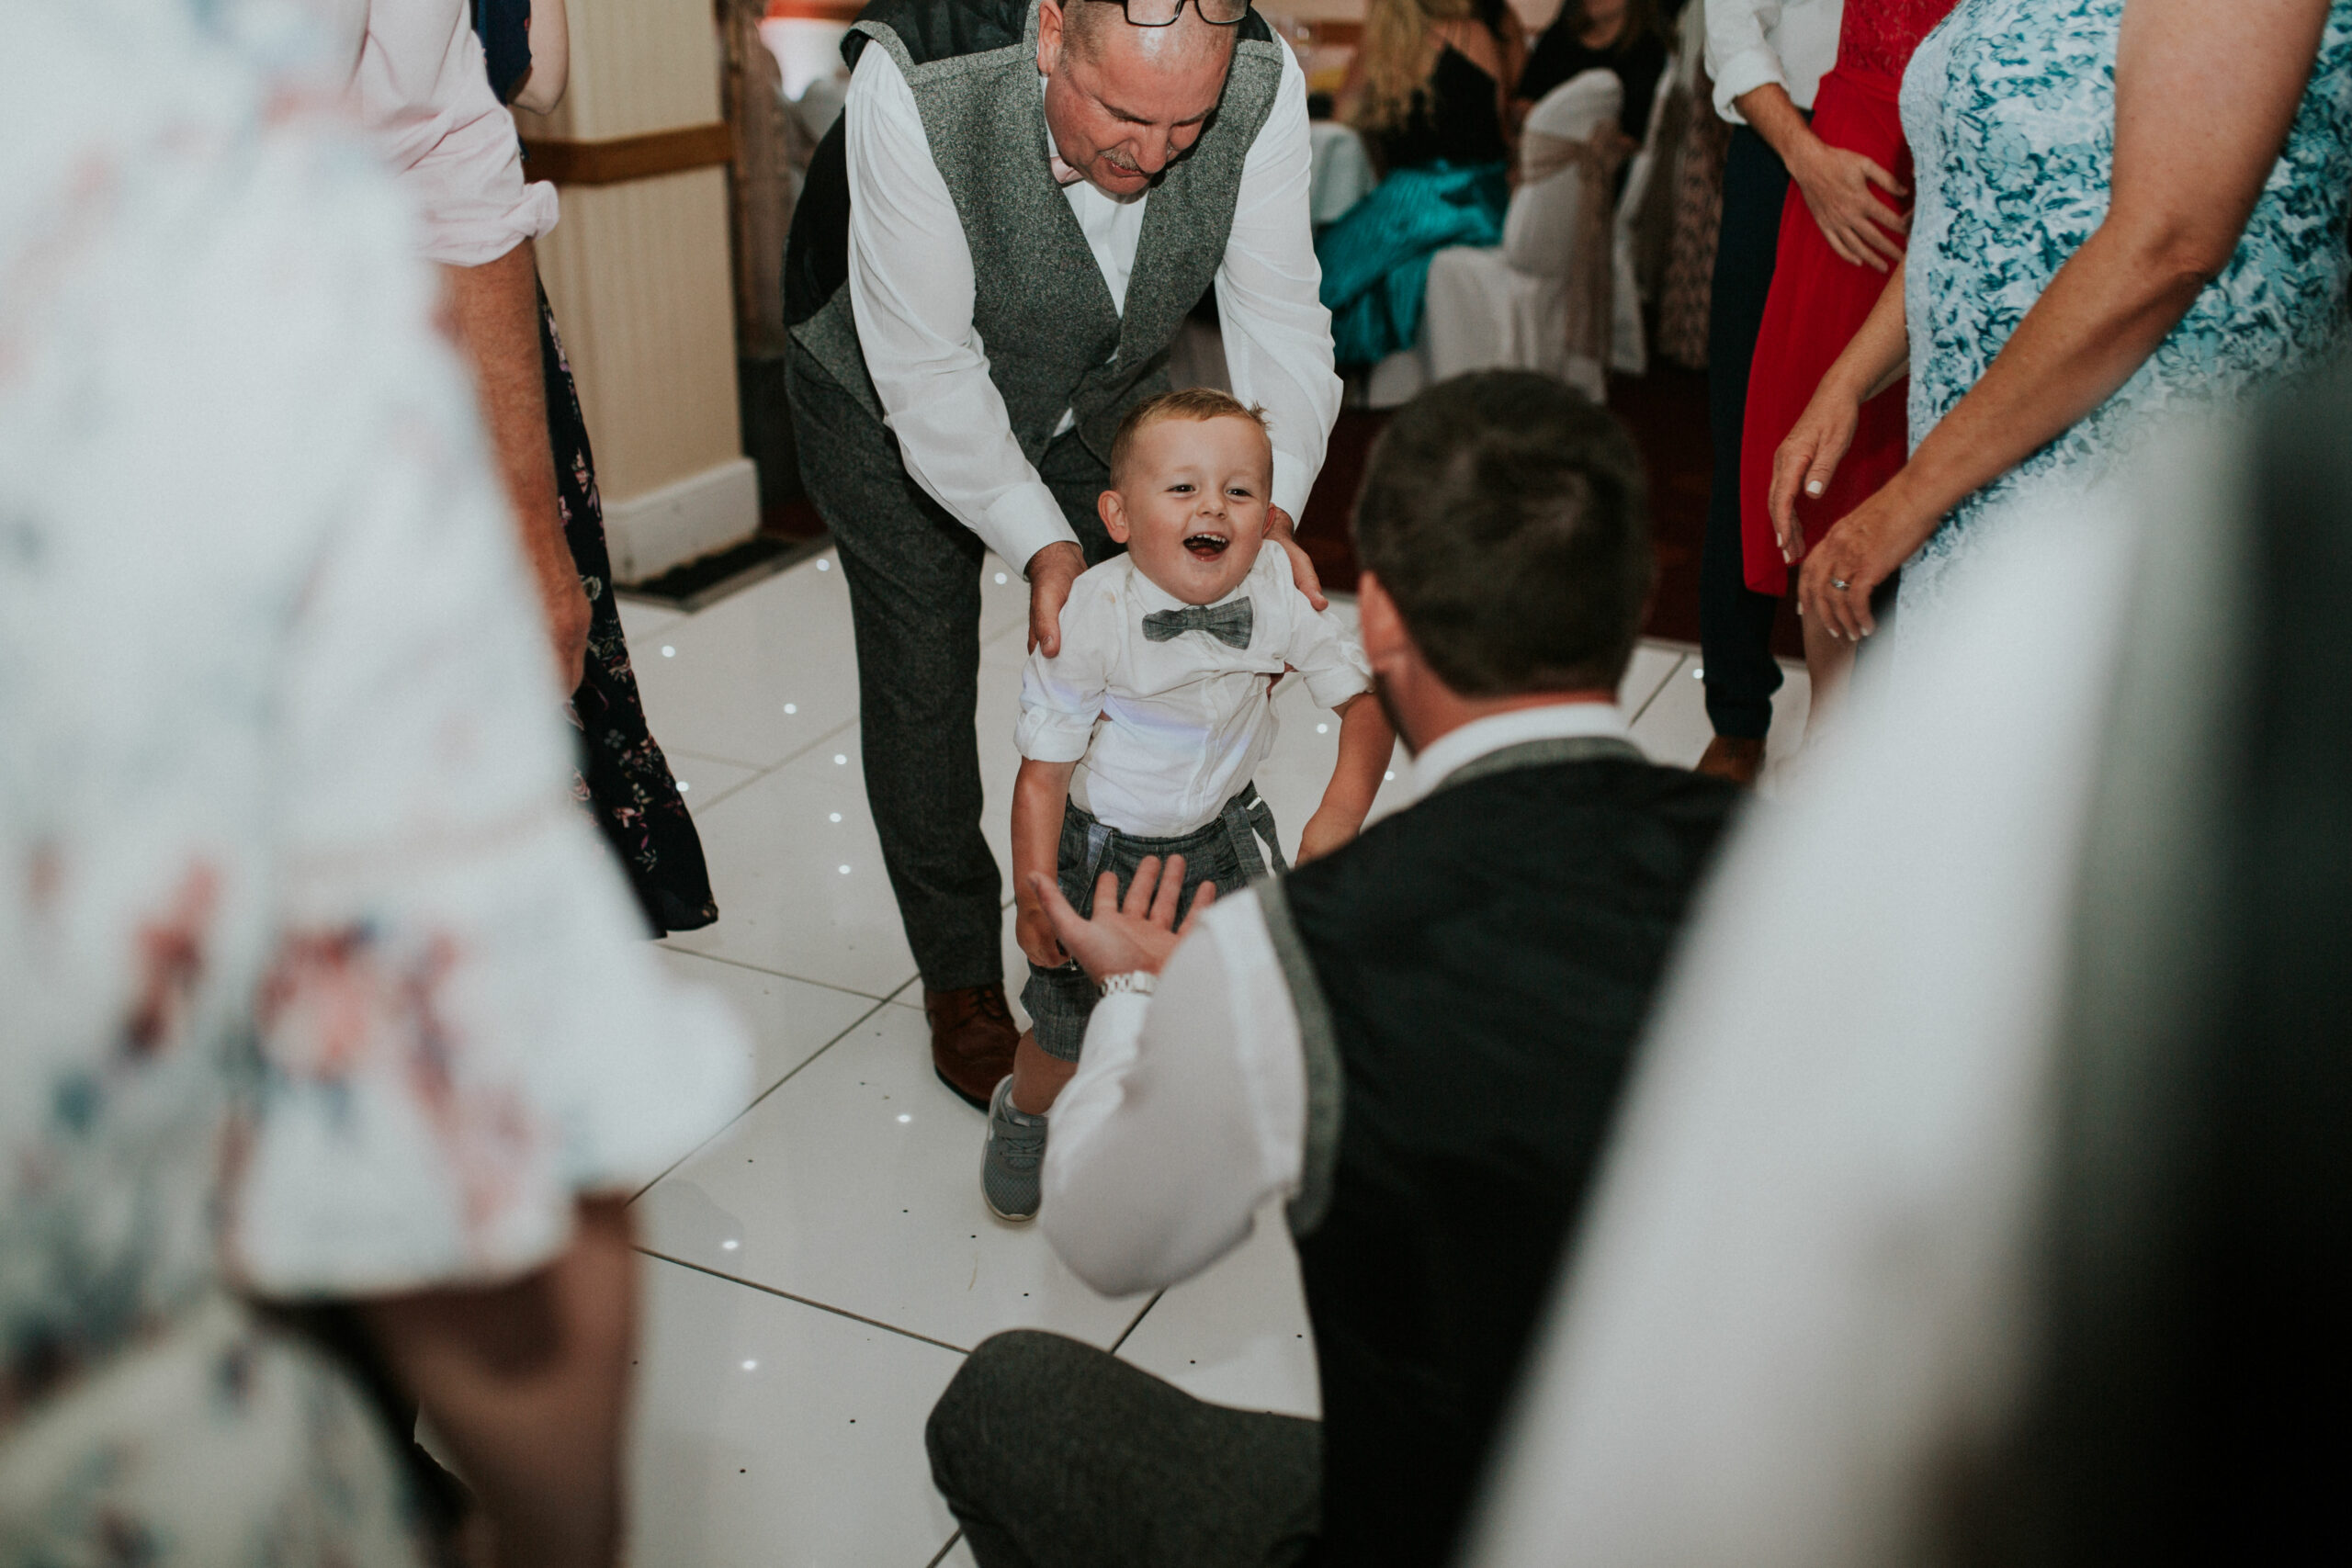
[323,0,560,265]
[1017,546,1371,837]
[1705,0,1844,122]
[1042,701,1638,1298]
[843,37,1341,572]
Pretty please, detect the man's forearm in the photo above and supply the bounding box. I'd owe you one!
[440,240,588,680]
[1732,82,1820,173]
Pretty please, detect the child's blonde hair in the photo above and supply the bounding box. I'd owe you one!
[1109,388,1272,484]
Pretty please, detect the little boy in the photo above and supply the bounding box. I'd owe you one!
[982,388,1393,1221]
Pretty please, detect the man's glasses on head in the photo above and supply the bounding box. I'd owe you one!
[1086,0,1251,27]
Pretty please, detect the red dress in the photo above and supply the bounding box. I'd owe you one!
[1737,0,1957,596]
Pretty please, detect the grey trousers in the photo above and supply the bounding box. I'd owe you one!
[786,346,1121,989]
[928,1331,1323,1568]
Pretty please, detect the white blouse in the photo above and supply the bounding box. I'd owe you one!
[2,3,742,1553]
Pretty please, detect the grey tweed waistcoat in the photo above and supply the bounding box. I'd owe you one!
[786,0,1283,467]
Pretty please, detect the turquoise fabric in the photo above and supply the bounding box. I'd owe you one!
[1316,162,1510,367]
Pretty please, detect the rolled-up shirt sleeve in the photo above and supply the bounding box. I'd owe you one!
[1216,39,1341,522]
[1043,891,1308,1296]
[1015,577,1114,761]
[1277,587,1374,709]
[356,1,556,267]
[845,46,1080,571]
[1705,0,1787,125]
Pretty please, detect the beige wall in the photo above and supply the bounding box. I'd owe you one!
[515,0,751,569]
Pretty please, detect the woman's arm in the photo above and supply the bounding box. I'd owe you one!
[1768,260,1910,558]
[1802,0,2335,641]
[362,1198,635,1568]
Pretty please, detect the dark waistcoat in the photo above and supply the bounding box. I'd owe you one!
[1261,739,1740,1567]
[782,0,1283,467]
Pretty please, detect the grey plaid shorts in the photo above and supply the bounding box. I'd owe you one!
[1022,785,1286,1062]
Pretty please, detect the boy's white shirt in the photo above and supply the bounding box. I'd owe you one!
[1015,545,1373,838]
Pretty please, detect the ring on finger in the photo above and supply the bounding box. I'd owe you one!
[1829,577,1852,592]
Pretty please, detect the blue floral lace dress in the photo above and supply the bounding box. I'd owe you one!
[1896,0,2352,617]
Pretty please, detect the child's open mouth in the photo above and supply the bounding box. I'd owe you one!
[1183,532,1230,560]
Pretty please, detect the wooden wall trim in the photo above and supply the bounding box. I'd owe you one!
[522,122,735,186]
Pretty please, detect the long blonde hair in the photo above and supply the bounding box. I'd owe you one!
[1351,0,1487,135]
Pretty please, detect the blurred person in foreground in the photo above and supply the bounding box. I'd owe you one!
[925,372,1740,1568]
[1461,378,2352,1563]
[0,3,747,1563]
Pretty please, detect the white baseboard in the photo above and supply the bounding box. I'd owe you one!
[605,457,760,585]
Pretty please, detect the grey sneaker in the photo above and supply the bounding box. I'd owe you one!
[981,1076,1048,1223]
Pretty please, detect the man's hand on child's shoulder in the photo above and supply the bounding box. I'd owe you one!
[1269,506,1328,612]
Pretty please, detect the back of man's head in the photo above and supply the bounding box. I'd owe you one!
[1352,371,1653,695]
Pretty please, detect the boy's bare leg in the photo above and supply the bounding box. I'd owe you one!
[1010,1029,1078,1117]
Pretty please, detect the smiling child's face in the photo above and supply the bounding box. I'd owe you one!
[1100,412,1273,606]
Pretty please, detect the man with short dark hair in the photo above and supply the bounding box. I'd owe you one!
[924,371,1741,1568]
[783,0,1340,1108]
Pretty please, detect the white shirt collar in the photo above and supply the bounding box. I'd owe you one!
[1404,701,1638,804]
[1119,546,1272,616]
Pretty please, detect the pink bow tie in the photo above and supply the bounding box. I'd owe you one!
[1048,147,1083,186]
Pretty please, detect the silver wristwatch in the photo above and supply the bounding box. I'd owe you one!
[1096,970,1157,1000]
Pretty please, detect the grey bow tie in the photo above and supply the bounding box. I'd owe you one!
[1142,596,1254,650]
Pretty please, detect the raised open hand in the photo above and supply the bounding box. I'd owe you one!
[1030,853,1217,982]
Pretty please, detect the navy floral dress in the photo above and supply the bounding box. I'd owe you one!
[1897,0,2352,618]
[540,297,719,932]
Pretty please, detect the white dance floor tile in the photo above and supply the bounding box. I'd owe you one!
[616,593,684,642]
[655,949,881,1103]
[635,1006,1146,1354]
[663,739,918,998]
[1628,647,1812,769]
[628,1255,964,1568]
[625,551,861,770]
[1114,1205,1320,1420]
[668,752,763,812]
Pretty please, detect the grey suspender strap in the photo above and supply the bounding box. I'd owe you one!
[1259,875,1343,1238]
[1430,734,1644,795]
[1218,783,1289,882]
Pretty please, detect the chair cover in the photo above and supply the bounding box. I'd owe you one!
[1386,71,1625,406]
[1610,53,1680,375]
[1309,120,1378,228]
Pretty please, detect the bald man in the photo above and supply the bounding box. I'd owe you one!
[783,0,1339,1109]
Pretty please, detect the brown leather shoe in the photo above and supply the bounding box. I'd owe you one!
[1694,735,1767,788]
[925,984,1019,1111]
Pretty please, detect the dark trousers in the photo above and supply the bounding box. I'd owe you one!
[1702,126,1792,740]
[928,1331,1323,1568]
[786,346,1120,990]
